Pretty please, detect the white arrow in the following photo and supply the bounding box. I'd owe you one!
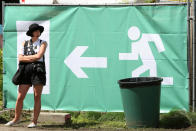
[64,46,107,78]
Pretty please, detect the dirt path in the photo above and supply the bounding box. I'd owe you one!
[1,123,196,131]
[0,123,123,131]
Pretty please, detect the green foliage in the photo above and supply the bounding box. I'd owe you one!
[0,110,14,124]
[66,111,80,118]
[160,110,191,129]
[0,110,32,124]
[78,111,102,121]
[71,117,98,129]
[187,112,196,125]
[98,121,126,128]
[67,111,125,122]
[69,112,126,129]
[98,112,125,122]
[144,0,156,3]
[58,111,126,129]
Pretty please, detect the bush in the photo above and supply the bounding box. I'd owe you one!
[160,110,191,129]
[187,112,196,125]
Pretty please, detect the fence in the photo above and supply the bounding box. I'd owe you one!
[1,2,194,112]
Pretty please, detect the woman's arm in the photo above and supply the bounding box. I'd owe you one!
[18,54,34,62]
[18,42,47,62]
[18,42,34,62]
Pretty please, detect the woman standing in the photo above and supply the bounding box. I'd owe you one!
[5,23,47,128]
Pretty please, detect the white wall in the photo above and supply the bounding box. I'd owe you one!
[57,0,136,4]
[57,0,116,4]
[20,0,53,4]
[20,0,136,4]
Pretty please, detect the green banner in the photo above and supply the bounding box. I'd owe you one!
[3,5,188,112]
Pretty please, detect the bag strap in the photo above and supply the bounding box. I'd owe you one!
[39,39,45,63]
[24,40,28,47]
[23,40,29,55]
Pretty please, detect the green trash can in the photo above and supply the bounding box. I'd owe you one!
[118,77,163,128]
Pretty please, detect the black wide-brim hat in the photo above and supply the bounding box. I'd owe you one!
[26,23,44,36]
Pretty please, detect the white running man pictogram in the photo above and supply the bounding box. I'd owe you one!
[119,26,173,85]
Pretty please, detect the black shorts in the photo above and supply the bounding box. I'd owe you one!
[19,62,46,86]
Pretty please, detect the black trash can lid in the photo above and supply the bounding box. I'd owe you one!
[118,77,163,88]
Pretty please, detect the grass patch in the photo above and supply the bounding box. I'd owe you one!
[0,110,32,124]
[97,121,126,128]
[78,111,102,121]
[1,109,196,130]
[0,110,13,124]
[65,111,126,129]
[98,112,125,122]
[0,110,127,129]
[70,117,99,129]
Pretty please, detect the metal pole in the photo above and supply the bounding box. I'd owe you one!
[187,0,192,112]
[187,0,191,111]
[4,2,187,6]
[2,0,5,109]
[2,1,4,27]
[193,0,196,112]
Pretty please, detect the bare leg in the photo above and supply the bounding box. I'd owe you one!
[32,85,43,124]
[13,84,31,122]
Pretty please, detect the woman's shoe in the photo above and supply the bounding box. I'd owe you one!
[27,122,37,128]
[5,120,20,126]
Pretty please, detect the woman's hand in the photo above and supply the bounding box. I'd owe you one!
[18,42,47,62]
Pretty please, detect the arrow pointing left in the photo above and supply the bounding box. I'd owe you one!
[64,46,107,78]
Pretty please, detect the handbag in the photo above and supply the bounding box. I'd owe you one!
[12,63,25,85]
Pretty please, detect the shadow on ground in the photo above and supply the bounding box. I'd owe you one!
[41,121,98,129]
